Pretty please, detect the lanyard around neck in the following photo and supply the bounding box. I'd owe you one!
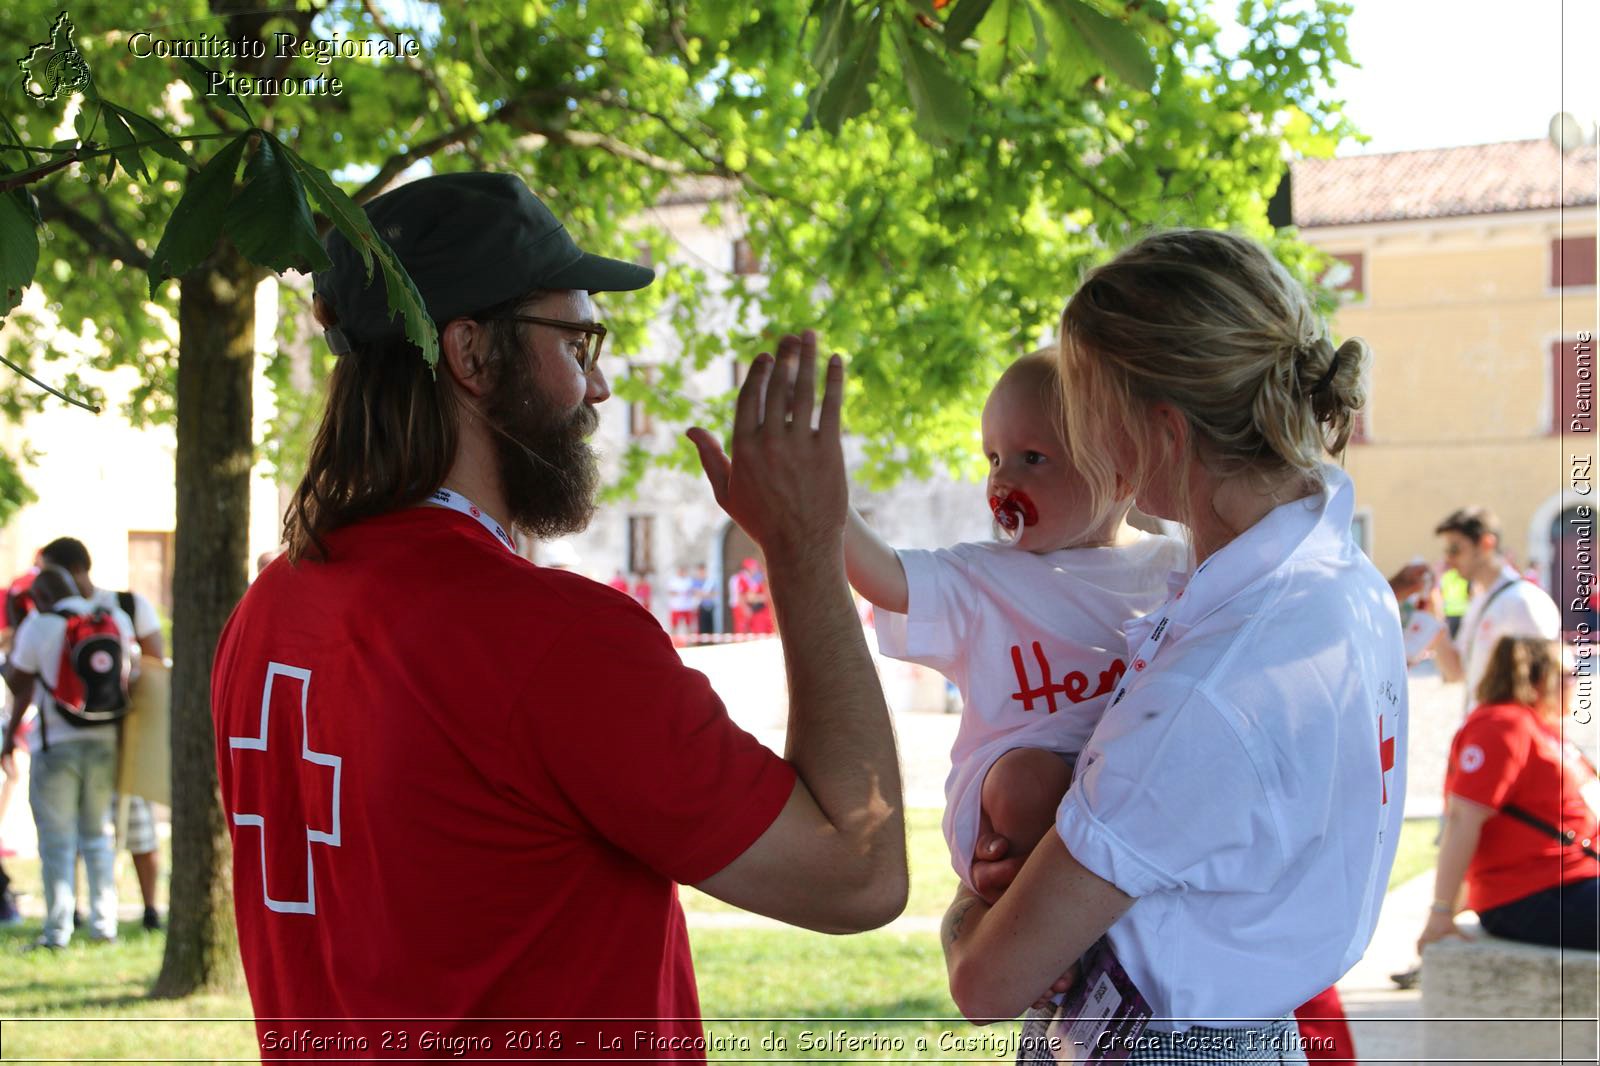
[1106,557,1215,709]
[423,487,517,554]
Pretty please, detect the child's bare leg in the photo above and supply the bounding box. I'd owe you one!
[980,747,1075,864]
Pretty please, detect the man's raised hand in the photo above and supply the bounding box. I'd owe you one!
[687,331,847,564]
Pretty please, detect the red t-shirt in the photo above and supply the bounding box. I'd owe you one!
[212,508,795,1060]
[1445,701,1600,913]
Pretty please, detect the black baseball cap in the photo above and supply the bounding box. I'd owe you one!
[314,172,655,347]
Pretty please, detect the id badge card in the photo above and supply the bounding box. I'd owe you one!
[1046,937,1153,1064]
[1402,612,1444,664]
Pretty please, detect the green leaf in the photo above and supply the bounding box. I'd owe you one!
[223,134,331,277]
[810,0,854,74]
[813,13,881,133]
[180,57,254,126]
[945,0,997,42]
[103,102,193,169]
[375,246,440,369]
[891,16,972,143]
[268,135,437,365]
[146,132,249,297]
[0,191,40,317]
[72,99,101,145]
[973,0,1037,81]
[269,134,375,280]
[101,107,150,181]
[1047,0,1155,90]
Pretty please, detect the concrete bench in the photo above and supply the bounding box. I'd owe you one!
[1422,917,1599,1065]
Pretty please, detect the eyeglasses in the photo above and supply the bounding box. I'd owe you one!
[486,315,607,373]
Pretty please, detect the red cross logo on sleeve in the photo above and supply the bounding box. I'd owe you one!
[1378,715,1396,805]
[228,663,342,915]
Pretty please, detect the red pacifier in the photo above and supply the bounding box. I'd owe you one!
[989,492,1038,545]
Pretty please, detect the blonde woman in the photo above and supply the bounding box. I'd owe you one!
[941,230,1407,1063]
[1419,636,1598,953]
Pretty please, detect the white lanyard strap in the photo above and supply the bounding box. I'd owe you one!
[423,487,517,554]
[1107,558,1213,708]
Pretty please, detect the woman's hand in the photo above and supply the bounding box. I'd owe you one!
[1417,911,1469,955]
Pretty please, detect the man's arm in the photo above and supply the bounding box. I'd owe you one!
[689,333,908,934]
[1,665,36,777]
[942,831,1133,1023]
[844,508,908,614]
[1431,627,1465,683]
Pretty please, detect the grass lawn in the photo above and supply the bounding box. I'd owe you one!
[0,811,1439,1061]
[1390,817,1440,891]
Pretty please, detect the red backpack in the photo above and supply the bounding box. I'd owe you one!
[45,607,130,728]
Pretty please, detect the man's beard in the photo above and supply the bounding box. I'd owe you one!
[481,350,602,540]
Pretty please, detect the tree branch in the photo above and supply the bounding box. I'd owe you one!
[349,98,522,206]
[33,184,152,269]
[360,0,463,121]
[528,125,691,175]
[0,150,81,194]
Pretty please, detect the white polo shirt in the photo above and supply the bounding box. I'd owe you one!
[1455,563,1560,713]
[10,594,135,746]
[87,587,161,645]
[1055,465,1408,1029]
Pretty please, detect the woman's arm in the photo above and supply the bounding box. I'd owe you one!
[1416,794,1494,952]
[942,832,1133,1023]
[844,508,908,614]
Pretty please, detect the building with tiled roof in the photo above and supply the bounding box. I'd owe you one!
[1291,139,1596,227]
[1290,138,1596,621]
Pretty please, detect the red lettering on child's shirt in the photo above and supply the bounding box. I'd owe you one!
[1009,641,1127,714]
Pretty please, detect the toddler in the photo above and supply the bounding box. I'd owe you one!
[845,348,1186,894]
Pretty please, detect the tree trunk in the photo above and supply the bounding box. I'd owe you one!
[152,244,256,998]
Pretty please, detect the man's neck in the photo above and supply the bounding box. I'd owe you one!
[1473,557,1509,591]
[440,411,512,535]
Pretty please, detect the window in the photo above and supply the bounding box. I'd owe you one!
[627,516,655,577]
[127,530,174,620]
[1322,252,1364,300]
[1554,335,1597,434]
[732,237,760,276]
[1552,235,1597,289]
[628,366,655,437]
[1349,512,1372,558]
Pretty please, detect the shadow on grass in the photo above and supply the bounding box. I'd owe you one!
[0,917,167,1017]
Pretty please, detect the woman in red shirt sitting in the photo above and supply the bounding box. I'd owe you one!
[1419,636,1599,952]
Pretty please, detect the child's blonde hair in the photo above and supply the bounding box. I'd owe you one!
[993,346,1066,443]
[1057,229,1369,525]
[994,346,1134,536]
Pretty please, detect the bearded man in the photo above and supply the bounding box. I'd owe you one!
[211,173,906,1059]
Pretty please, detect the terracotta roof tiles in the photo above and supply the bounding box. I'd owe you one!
[1291,139,1596,227]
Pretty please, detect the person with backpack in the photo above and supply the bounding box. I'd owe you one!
[0,566,136,949]
[39,537,167,931]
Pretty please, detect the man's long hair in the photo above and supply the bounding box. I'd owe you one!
[283,297,522,564]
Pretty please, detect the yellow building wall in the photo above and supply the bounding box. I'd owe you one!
[1308,212,1596,580]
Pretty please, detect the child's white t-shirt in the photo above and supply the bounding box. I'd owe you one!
[875,532,1187,885]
